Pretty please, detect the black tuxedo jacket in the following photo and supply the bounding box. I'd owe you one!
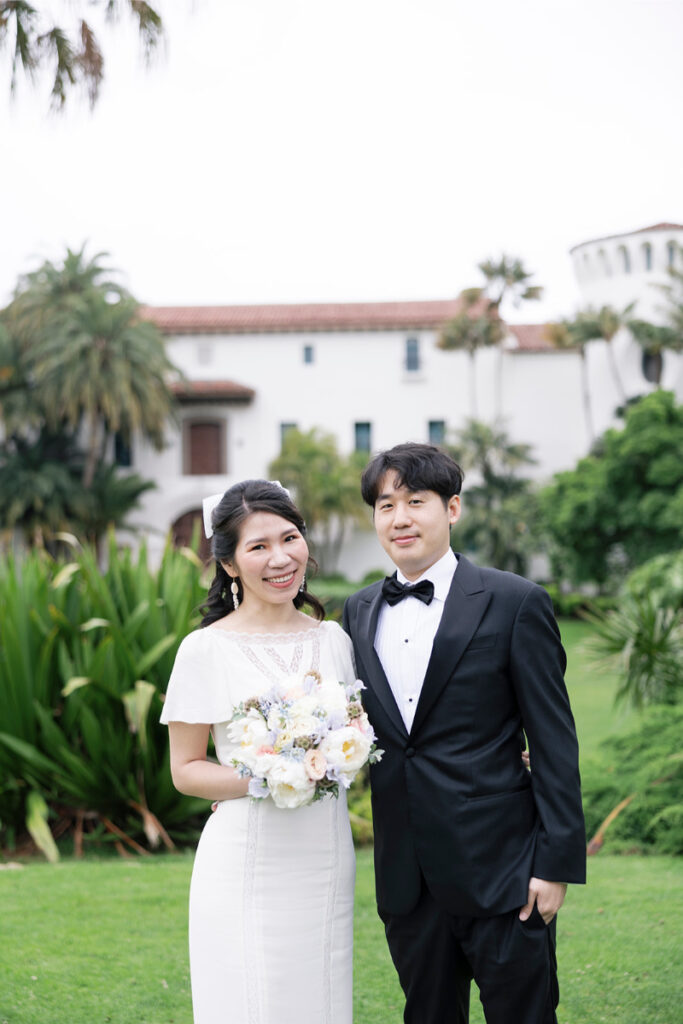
[343,554,586,918]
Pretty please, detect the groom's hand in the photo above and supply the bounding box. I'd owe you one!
[519,877,567,925]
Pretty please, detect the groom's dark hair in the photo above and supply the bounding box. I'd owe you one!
[361,442,464,508]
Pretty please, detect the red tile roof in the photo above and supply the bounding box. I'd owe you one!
[570,223,683,252]
[507,324,554,352]
[141,298,468,335]
[171,380,255,401]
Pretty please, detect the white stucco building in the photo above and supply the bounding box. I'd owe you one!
[128,223,683,579]
[571,222,683,321]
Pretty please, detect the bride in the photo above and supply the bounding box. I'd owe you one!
[160,479,357,1024]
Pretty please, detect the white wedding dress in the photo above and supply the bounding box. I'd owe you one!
[160,620,356,1024]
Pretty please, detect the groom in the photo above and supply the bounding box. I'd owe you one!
[343,443,586,1024]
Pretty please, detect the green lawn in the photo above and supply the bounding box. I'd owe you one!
[558,619,635,765]
[1,851,681,1024]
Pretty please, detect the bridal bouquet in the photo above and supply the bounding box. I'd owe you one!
[227,672,382,809]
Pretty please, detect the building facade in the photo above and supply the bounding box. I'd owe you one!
[129,224,683,579]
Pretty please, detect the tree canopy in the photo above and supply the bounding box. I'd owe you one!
[0,1,163,108]
[0,245,177,550]
[540,390,683,587]
[477,254,543,310]
[268,428,369,576]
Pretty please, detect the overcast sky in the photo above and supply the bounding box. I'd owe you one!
[2,0,682,322]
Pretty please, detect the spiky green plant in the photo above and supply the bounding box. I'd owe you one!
[0,535,211,859]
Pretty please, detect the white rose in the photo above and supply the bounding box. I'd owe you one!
[320,725,372,779]
[289,712,321,739]
[289,695,319,718]
[317,678,348,714]
[266,758,316,809]
[227,710,272,769]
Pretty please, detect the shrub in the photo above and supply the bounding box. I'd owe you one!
[581,706,683,855]
[584,550,683,708]
[0,535,209,857]
[543,584,618,619]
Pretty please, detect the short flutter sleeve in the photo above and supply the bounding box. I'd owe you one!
[159,630,234,725]
[322,620,358,685]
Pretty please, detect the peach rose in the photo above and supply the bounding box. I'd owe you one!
[304,748,328,781]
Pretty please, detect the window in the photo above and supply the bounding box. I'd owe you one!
[280,422,297,447]
[642,350,663,385]
[618,245,631,274]
[114,432,132,467]
[598,248,611,276]
[428,420,446,445]
[197,340,213,365]
[667,241,678,268]
[405,336,420,372]
[303,344,315,364]
[183,420,225,475]
[643,242,653,271]
[354,422,372,453]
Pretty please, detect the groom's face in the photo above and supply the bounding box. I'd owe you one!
[373,472,461,581]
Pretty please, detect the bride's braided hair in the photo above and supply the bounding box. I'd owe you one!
[199,480,326,627]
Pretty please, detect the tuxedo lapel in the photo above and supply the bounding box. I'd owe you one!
[355,584,409,740]
[409,555,491,737]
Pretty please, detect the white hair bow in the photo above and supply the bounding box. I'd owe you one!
[202,481,291,539]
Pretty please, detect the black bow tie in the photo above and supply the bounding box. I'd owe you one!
[381,576,435,607]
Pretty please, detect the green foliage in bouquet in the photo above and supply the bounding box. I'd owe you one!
[581,705,683,856]
[0,535,210,858]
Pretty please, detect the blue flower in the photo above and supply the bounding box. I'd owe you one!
[248,777,269,799]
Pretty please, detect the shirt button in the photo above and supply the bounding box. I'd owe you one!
[405,747,416,758]
[404,638,409,643]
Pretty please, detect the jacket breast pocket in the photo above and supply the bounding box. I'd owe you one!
[465,633,497,653]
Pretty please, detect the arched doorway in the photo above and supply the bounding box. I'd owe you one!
[171,508,212,564]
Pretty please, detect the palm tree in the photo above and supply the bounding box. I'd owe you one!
[477,255,543,311]
[448,419,537,574]
[437,290,505,417]
[34,290,177,486]
[0,2,163,108]
[0,320,33,424]
[566,304,634,405]
[68,463,156,555]
[0,429,82,548]
[627,320,681,387]
[0,246,178,550]
[477,255,543,415]
[13,245,123,304]
[2,246,127,429]
[545,321,595,443]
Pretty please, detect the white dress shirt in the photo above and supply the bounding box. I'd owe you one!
[374,548,457,731]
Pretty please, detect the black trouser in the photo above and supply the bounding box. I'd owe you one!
[380,879,559,1024]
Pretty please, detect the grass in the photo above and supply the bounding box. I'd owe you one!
[1,851,681,1024]
[558,619,635,765]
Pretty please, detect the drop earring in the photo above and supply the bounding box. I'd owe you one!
[230,578,240,611]
[299,574,306,594]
